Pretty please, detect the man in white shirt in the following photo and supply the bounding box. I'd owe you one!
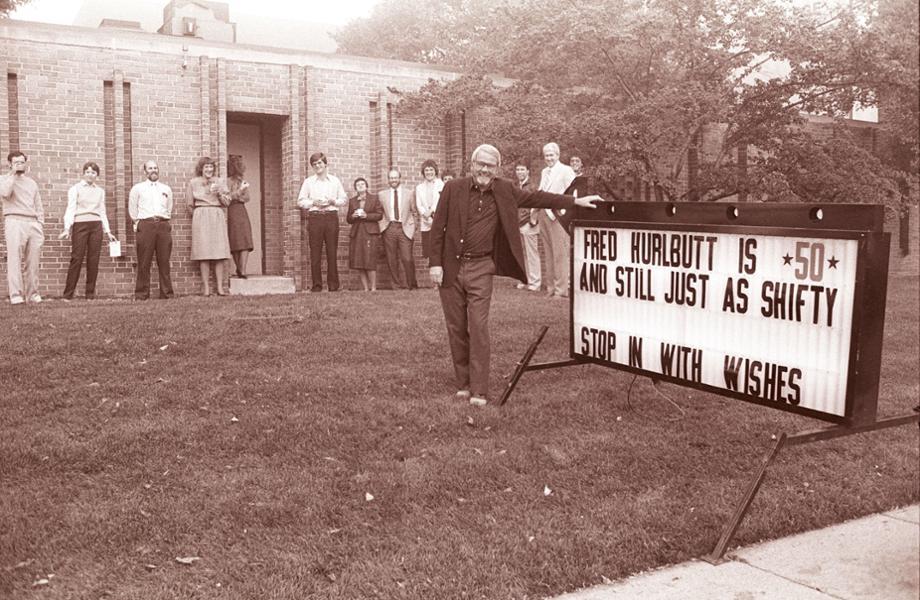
[515,163,541,292]
[128,160,175,300]
[297,152,348,292]
[378,167,418,289]
[536,142,576,298]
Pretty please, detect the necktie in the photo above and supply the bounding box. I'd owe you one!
[393,188,400,221]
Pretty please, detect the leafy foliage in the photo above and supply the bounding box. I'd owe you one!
[0,0,31,17]
[337,0,918,206]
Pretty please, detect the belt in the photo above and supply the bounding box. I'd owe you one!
[141,216,170,222]
[458,251,492,261]
[307,211,338,217]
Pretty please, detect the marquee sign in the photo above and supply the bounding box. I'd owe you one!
[569,203,890,425]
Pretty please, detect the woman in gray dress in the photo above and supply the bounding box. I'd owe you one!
[188,156,231,296]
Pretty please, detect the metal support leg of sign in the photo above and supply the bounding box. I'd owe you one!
[498,326,582,406]
[704,412,920,564]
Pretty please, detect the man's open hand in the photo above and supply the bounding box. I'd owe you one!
[574,195,604,209]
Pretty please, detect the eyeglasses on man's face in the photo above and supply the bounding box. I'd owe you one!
[473,160,497,171]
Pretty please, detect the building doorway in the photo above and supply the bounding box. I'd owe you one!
[226,113,284,276]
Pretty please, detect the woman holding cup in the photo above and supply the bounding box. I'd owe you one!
[345,177,383,291]
[188,156,231,296]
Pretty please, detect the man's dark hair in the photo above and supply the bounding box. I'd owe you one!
[82,161,101,176]
[7,151,26,163]
[353,177,368,190]
[309,152,327,166]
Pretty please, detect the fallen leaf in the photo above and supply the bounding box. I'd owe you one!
[466,416,475,427]
[473,448,483,455]
[527,535,535,543]
[159,345,169,351]
[616,416,623,422]
[175,556,200,565]
[327,528,342,534]
[543,485,553,497]
[230,416,239,423]
[144,564,157,571]
[503,487,513,493]
[32,579,50,587]
[88,382,100,387]
[365,492,374,502]
[139,509,151,518]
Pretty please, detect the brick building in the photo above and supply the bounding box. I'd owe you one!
[0,1,476,297]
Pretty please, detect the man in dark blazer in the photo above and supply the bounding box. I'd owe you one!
[429,144,603,406]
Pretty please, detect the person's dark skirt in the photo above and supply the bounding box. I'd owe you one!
[227,202,253,252]
[349,230,379,270]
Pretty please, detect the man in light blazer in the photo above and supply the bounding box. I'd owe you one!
[536,142,577,298]
[378,166,418,289]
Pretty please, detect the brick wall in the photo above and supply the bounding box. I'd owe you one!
[0,20,464,297]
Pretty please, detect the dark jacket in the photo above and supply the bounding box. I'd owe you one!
[430,176,574,286]
[345,193,383,237]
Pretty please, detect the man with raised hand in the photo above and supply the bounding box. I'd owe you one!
[0,151,44,305]
[429,144,603,407]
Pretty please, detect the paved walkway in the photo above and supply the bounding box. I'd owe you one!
[554,505,919,600]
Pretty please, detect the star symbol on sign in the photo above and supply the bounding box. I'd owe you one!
[828,256,839,269]
[783,253,793,265]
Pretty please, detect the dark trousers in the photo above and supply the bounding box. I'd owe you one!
[63,221,103,298]
[135,219,174,299]
[307,212,340,291]
[383,223,417,289]
[438,256,495,397]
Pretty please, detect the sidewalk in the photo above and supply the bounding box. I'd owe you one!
[554,505,919,600]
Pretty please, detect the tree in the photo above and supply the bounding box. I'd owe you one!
[0,0,32,17]
[336,0,917,206]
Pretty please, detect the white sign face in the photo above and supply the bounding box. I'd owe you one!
[572,225,860,418]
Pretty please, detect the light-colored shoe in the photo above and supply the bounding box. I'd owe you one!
[10,296,24,305]
[456,390,471,401]
[515,283,527,290]
[29,294,43,304]
[469,396,488,407]
[527,284,540,291]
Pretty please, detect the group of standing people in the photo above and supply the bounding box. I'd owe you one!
[297,152,456,293]
[513,142,588,299]
[1,151,254,303]
[128,154,254,299]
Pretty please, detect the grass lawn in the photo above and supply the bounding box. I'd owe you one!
[1,275,917,599]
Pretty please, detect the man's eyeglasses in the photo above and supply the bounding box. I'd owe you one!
[473,161,497,170]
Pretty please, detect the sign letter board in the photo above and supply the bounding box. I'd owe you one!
[570,203,889,425]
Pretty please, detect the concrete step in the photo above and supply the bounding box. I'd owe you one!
[228,275,296,296]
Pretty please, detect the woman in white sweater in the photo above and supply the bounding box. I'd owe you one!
[60,161,116,299]
[415,158,444,266]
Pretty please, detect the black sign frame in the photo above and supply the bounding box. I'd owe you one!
[567,202,890,426]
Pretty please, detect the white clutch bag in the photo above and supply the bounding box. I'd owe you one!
[109,240,122,257]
